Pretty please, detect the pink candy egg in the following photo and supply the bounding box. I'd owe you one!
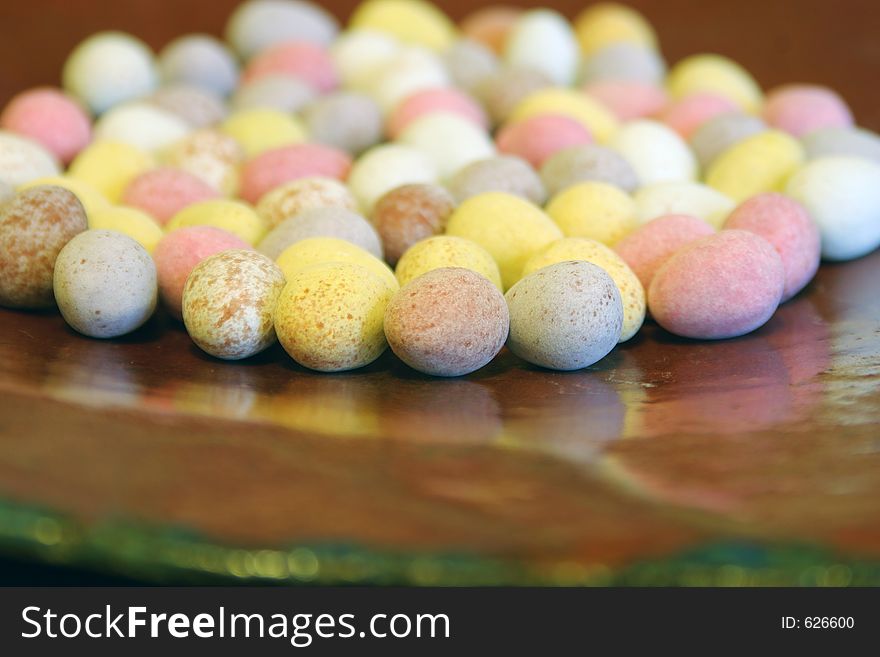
[723,192,820,302]
[123,167,221,225]
[762,84,853,137]
[649,230,784,340]
[0,87,91,165]
[152,226,251,319]
[495,114,593,168]
[386,88,488,139]
[583,80,668,121]
[239,143,352,204]
[659,93,739,139]
[615,214,716,289]
[241,41,338,93]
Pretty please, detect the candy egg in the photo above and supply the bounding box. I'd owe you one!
[785,156,880,261]
[225,0,339,58]
[801,126,880,165]
[0,186,88,308]
[666,54,763,112]
[160,128,244,196]
[460,6,521,53]
[505,261,623,370]
[723,193,820,301]
[330,29,401,91]
[579,42,666,85]
[615,214,716,289]
[231,75,316,113]
[347,144,437,213]
[509,88,619,143]
[476,67,553,125]
[633,181,735,228]
[152,226,251,319]
[368,46,450,113]
[256,177,358,230]
[394,235,502,290]
[18,175,109,220]
[350,0,456,51]
[241,41,338,93]
[540,144,639,195]
[239,143,352,204]
[705,130,804,202]
[583,80,668,121]
[763,84,853,138]
[166,199,267,245]
[447,155,546,205]
[258,207,383,260]
[220,108,306,157]
[67,141,154,202]
[504,9,579,86]
[158,34,239,97]
[546,180,637,245]
[609,119,697,185]
[93,102,191,152]
[303,92,383,155]
[446,191,562,289]
[182,249,285,359]
[62,31,158,114]
[54,229,157,337]
[122,167,220,225]
[0,88,92,165]
[396,112,495,180]
[149,84,228,129]
[442,39,499,93]
[688,112,766,169]
[275,237,398,292]
[573,3,658,55]
[372,183,455,264]
[385,267,509,376]
[522,235,645,342]
[0,131,60,187]
[386,87,487,138]
[496,114,592,169]
[658,92,739,139]
[0,180,12,204]
[89,206,164,253]
[274,261,394,372]
[648,230,784,339]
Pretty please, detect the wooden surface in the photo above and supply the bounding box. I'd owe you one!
[1,1,880,584]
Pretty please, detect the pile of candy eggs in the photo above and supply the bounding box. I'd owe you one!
[2,0,880,378]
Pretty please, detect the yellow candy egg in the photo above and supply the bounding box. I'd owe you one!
[546,181,638,245]
[220,108,307,157]
[68,141,154,203]
[445,192,562,289]
[522,237,645,342]
[394,235,502,290]
[18,176,110,219]
[666,54,763,112]
[509,88,619,143]
[574,3,658,55]
[349,0,457,51]
[276,237,398,293]
[89,206,164,253]
[274,261,394,372]
[166,199,267,245]
[705,130,804,202]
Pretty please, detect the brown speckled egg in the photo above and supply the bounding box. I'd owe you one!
[0,185,87,308]
[182,249,285,360]
[385,267,509,377]
[372,183,456,265]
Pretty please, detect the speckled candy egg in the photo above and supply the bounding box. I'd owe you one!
[275,237,397,292]
[258,207,383,260]
[0,88,92,165]
[509,88,619,143]
[386,87,488,138]
[372,183,455,265]
[256,177,358,230]
[220,108,306,157]
[274,261,394,372]
[93,102,191,152]
[62,31,158,114]
[801,126,880,165]
[609,119,697,185]
[182,249,285,359]
[0,131,61,187]
[546,180,637,245]
[476,67,553,125]
[614,214,716,289]
[385,267,509,376]
[122,167,220,225]
[540,144,639,196]
[397,112,495,180]
[521,237,645,342]
[231,75,316,113]
[367,45,450,114]
[496,114,593,169]
[225,0,339,58]
[447,155,546,205]
[161,128,244,196]
[0,180,12,204]
[158,34,239,97]
[18,175,109,219]
[54,230,157,337]
[303,92,383,155]
[633,181,735,228]
[688,112,766,169]
[395,235,502,290]
[583,80,667,121]
[505,261,623,370]
[573,3,657,55]
[330,29,401,91]
[166,199,267,245]
[67,140,153,203]
[349,0,456,51]
[0,186,88,308]
[504,9,579,86]
[763,84,853,138]
[723,193,820,301]
[347,144,438,213]
[659,92,739,139]
[442,39,499,93]
[579,42,666,85]
[648,230,784,340]
[241,41,338,93]
[666,54,763,112]
[239,143,352,204]
[152,226,250,319]
[149,84,228,129]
